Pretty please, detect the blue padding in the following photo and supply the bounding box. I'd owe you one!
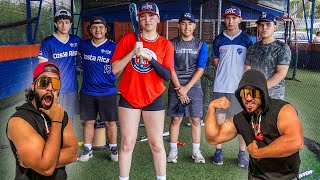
[0,57,38,99]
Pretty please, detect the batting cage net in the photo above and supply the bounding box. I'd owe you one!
[0,0,79,45]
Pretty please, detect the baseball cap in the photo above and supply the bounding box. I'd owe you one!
[33,62,60,80]
[256,12,277,25]
[54,9,72,18]
[89,16,107,26]
[222,6,241,17]
[179,12,195,23]
[137,2,160,17]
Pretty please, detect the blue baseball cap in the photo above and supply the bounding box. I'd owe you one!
[223,6,241,17]
[179,12,195,23]
[256,12,277,25]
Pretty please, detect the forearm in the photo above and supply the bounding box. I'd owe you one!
[149,58,170,81]
[185,68,204,90]
[35,123,62,175]
[254,135,303,158]
[56,146,78,168]
[112,51,135,75]
[170,70,181,88]
[267,72,287,88]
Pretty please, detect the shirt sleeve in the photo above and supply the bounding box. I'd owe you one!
[38,39,49,61]
[211,37,220,59]
[277,43,291,65]
[110,33,134,64]
[197,41,208,69]
[161,40,175,73]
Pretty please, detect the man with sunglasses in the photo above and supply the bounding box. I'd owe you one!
[78,16,118,162]
[246,13,291,100]
[6,62,78,179]
[38,9,81,122]
[205,69,303,179]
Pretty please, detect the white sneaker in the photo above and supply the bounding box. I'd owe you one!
[192,151,205,163]
[167,151,178,163]
[109,146,118,162]
[78,146,93,162]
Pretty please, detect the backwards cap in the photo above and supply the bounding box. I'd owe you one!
[33,62,60,80]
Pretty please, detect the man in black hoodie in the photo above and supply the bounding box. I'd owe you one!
[6,62,78,180]
[205,69,303,179]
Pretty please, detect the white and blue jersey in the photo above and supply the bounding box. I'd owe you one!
[38,34,81,94]
[211,30,253,93]
[79,39,117,96]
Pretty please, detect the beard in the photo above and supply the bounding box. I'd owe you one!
[34,90,54,110]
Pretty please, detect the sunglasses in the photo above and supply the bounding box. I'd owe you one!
[34,77,61,90]
[240,89,261,99]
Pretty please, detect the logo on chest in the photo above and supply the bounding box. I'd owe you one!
[131,48,156,73]
[237,48,243,55]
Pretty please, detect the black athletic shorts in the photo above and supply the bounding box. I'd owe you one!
[119,94,164,111]
[80,92,118,121]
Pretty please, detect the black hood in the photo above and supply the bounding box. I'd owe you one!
[235,69,270,114]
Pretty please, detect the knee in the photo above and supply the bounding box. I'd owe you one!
[105,121,116,128]
[85,120,95,127]
[189,118,200,126]
[149,141,164,154]
[120,139,135,153]
[171,117,183,126]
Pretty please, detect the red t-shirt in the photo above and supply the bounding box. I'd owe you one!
[111,32,174,108]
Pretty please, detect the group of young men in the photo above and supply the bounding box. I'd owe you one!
[6,2,304,180]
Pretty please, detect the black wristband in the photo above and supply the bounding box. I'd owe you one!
[52,121,62,123]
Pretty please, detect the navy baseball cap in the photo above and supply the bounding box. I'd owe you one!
[90,16,107,26]
[223,6,241,17]
[179,12,195,23]
[256,12,277,25]
[137,2,160,17]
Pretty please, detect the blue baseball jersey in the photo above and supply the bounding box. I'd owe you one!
[79,39,117,96]
[38,34,81,94]
[211,30,253,93]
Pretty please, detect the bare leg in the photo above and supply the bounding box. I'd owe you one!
[143,110,166,176]
[105,121,117,144]
[84,120,95,144]
[118,107,141,177]
[189,117,201,144]
[169,117,183,143]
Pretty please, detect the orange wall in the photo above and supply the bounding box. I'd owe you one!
[0,44,40,62]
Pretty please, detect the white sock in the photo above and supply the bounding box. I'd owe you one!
[192,143,200,154]
[170,142,178,152]
[157,175,166,180]
[84,143,92,150]
[109,143,117,149]
[119,176,129,180]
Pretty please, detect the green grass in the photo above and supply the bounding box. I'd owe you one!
[0,69,319,179]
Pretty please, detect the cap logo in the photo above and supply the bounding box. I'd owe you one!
[184,13,192,18]
[225,8,236,14]
[261,13,267,19]
[141,3,153,11]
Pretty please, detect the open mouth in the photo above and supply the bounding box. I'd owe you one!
[42,94,53,107]
[245,101,255,109]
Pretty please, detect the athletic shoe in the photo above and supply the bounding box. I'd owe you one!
[109,146,118,162]
[167,151,178,163]
[238,152,249,169]
[192,151,205,163]
[78,146,93,162]
[212,149,223,165]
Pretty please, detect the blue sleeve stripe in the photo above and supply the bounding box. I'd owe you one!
[197,42,208,69]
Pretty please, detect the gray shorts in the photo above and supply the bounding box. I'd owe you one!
[167,86,203,118]
[213,92,242,119]
[58,91,79,120]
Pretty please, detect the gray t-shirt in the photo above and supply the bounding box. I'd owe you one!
[245,40,291,98]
